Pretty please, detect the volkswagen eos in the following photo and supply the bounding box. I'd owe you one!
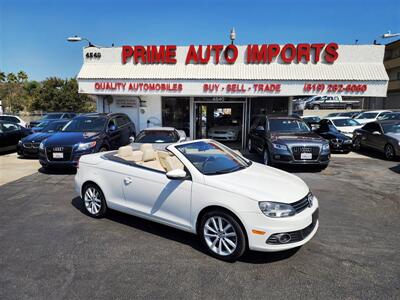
[75,139,319,261]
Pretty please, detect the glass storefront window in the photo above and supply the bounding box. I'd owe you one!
[250,97,288,116]
[162,97,190,136]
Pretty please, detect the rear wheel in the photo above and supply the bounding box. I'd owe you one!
[82,183,107,218]
[384,144,395,160]
[313,105,320,110]
[345,105,352,110]
[199,210,246,262]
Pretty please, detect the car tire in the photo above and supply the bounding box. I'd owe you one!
[99,146,108,152]
[313,105,320,110]
[345,105,352,110]
[247,138,255,153]
[353,137,362,151]
[82,183,107,218]
[199,210,246,262]
[263,148,272,166]
[384,144,395,160]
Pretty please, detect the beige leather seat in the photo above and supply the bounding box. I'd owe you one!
[164,155,184,172]
[117,146,143,162]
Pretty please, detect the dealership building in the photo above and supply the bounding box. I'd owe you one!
[76,42,388,148]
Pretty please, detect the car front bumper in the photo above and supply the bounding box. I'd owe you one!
[208,132,239,141]
[39,148,96,168]
[241,199,319,252]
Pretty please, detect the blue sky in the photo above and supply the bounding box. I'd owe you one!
[0,0,399,81]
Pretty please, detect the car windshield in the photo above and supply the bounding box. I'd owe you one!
[332,119,360,127]
[62,117,106,132]
[176,140,251,175]
[269,119,310,133]
[356,112,378,119]
[43,113,63,120]
[42,122,66,133]
[381,113,400,120]
[382,123,400,134]
[135,130,178,143]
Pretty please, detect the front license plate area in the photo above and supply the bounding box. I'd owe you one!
[300,152,312,160]
[53,152,63,159]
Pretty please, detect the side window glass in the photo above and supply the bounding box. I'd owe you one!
[3,123,19,132]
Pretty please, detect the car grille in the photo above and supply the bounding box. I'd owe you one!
[291,146,320,160]
[46,146,73,161]
[291,194,312,214]
[23,142,40,149]
[266,208,319,244]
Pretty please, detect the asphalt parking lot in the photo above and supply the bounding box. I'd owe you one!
[0,153,399,299]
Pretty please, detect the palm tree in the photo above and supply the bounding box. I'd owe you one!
[17,71,28,83]
[0,71,5,82]
[6,72,18,83]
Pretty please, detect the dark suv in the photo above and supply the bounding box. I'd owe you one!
[39,113,136,169]
[247,116,330,168]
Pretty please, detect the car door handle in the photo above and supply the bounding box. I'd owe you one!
[124,177,133,184]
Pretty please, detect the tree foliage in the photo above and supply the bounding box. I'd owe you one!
[0,70,95,113]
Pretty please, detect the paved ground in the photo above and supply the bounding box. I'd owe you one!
[0,152,40,186]
[0,153,399,299]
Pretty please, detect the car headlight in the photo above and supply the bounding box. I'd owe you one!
[259,201,296,218]
[77,141,97,151]
[18,140,23,145]
[322,143,330,151]
[39,142,45,150]
[272,143,288,150]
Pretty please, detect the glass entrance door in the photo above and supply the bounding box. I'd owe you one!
[194,100,246,150]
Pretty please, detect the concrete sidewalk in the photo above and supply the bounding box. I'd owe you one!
[0,152,40,186]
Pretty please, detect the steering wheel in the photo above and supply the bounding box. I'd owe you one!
[201,156,216,171]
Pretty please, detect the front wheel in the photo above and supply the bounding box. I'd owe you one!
[313,105,320,110]
[199,210,246,262]
[353,137,362,151]
[82,183,107,218]
[384,144,395,160]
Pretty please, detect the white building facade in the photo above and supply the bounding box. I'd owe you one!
[77,43,388,148]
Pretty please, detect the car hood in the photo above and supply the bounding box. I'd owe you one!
[337,126,363,133]
[203,162,309,203]
[271,131,325,144]
[209,126,240,132]
[44,132,101,146]
[386,132,400,141]
[21,132,53,143]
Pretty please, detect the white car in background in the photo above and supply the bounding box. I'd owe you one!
[0,115,27,127]
[75,139,319,261]
[322,117,363,137]
[208,119,241,141]
[131,127,187,150]
[354,110,392,125]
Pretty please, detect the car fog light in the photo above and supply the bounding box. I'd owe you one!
[277,233,291,243]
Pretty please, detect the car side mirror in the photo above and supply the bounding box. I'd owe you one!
[372,131,381,135]
[166,169,187,180]
[256,126,265,132]
[178,136,186,142]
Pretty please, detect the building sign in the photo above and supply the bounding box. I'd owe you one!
[90,80,372,96]
[121,43,339,65]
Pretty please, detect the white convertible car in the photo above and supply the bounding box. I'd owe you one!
[75,139,319,261]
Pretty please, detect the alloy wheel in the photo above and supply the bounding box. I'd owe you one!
[84,187,102,215]
[203,216,237,256]
[385,144,394,160]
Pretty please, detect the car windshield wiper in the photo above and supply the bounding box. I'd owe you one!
[212,165,246,174]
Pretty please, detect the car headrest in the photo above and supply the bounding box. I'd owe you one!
[140,143,154,152]
[158,151,171,170]
[143,149,157,162]
[118,146,133,158]
[164,156,184,172]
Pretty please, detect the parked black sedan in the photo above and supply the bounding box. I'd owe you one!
[314,120,352,153]
[17,120,69,157]
[39,113,136,169]
[29,112,77,128]
[353,120,400,160]
[0,121,32,153]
